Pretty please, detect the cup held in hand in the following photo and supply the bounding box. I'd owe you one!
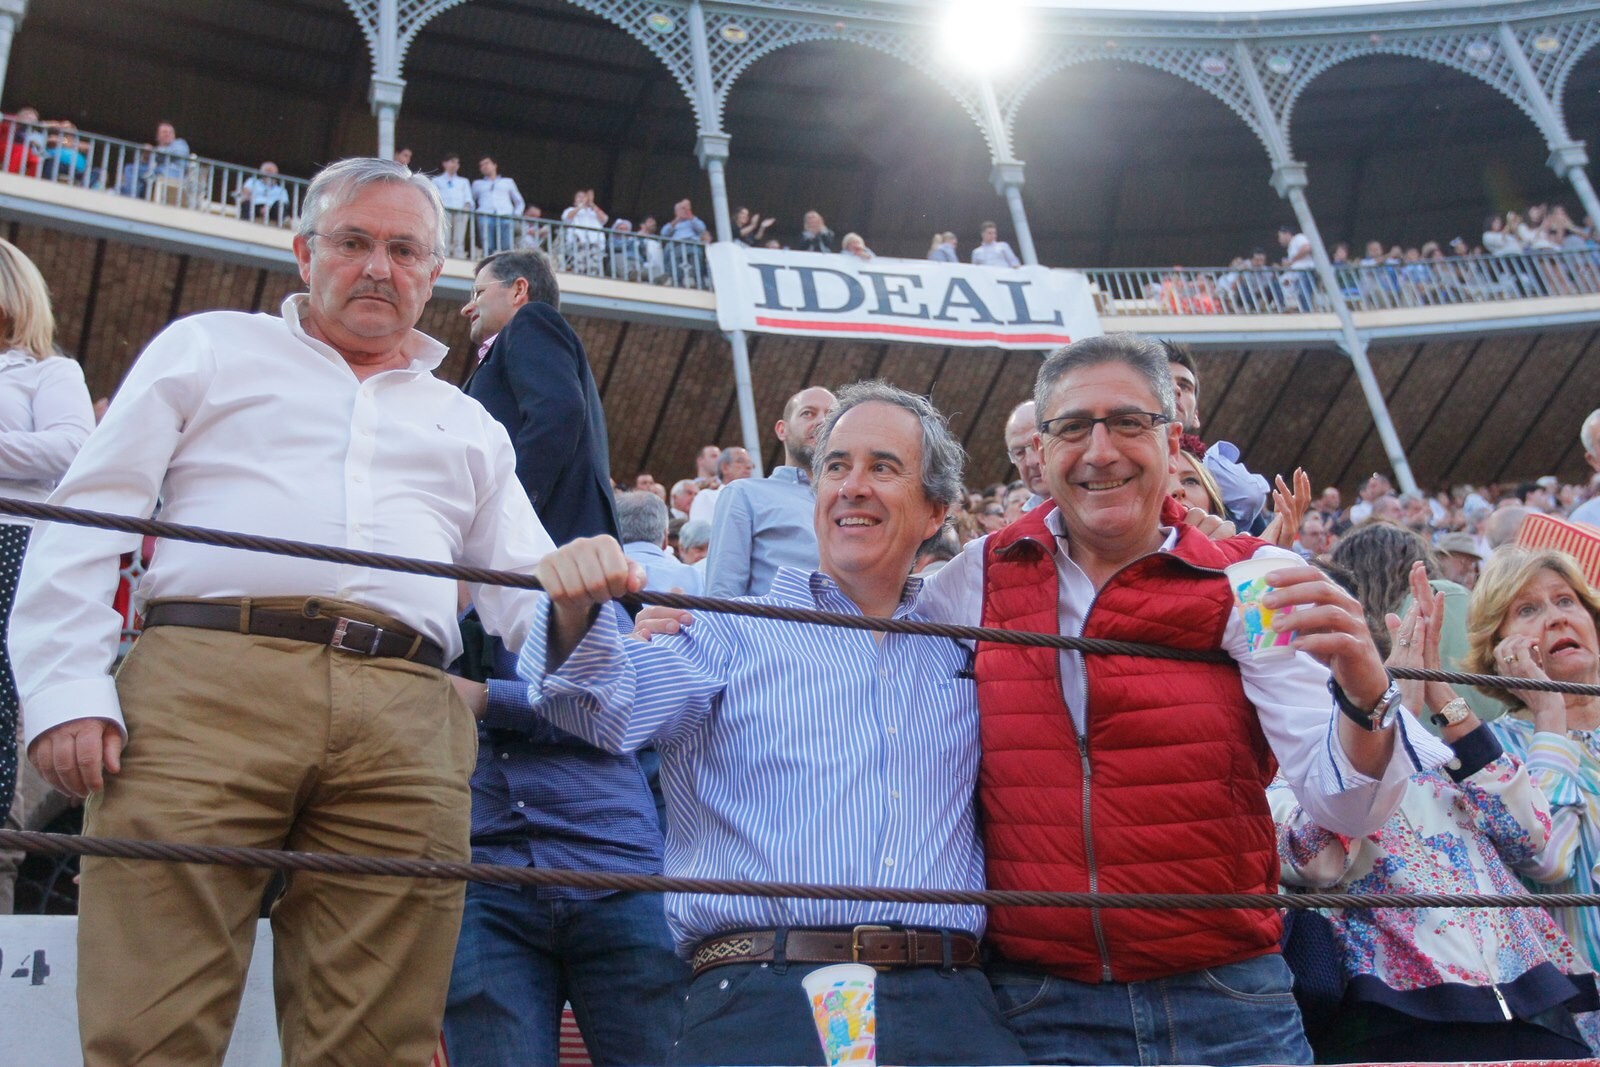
[1225,556,1298,661]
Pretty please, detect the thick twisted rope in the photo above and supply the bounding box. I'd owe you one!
[3,496,1595,693]
[6,830,1599,912]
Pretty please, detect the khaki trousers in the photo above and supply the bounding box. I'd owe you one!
[77,597,476,1067]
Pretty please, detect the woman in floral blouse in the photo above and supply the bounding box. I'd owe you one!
[1272,561,1599,1062]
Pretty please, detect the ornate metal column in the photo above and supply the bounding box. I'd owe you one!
[974,77,1039,266]
[0,0,26,106]
[1498,22,1600,229]
[1235,41,1418,495]
[687,0,763,475]
[346,0,469,160]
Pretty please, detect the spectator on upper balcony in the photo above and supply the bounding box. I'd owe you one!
[660,199,707,287]
[234,162,289,226]
[40,122,88,184]
[560,189,608,276]
[1278,223,1315,311]
[431,154,474,259]
[734,206,775,247]
[839,232,874,262]
[518,206,554,256]
[928,231,959,263]
[1484,213,1522,256]
[117,120,190,198]
[795,210,834,254]
[610,218,648,283]
[392,147,413,167]
[971,220,1021,269]
[472,156,524,256]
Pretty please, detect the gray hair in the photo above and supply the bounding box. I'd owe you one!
[678,518,711,552]
[1582,409,1600,456]
[1033,334,1176,424]
[297,157,447,257]
[616,490,669,546]
[811,380,966,516]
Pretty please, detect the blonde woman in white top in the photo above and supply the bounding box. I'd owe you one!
[0,237,93,830]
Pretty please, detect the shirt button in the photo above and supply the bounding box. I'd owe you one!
[883,857,896,868]
[718,979,729,990]
[890,789,901,800]
[499,752,510,760]
[886,726,897,736]
[353,474,365,484]
[515,800,525,809]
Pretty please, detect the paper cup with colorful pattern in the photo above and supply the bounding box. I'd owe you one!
[1225,556,1298,661]
[802,963,877,1066]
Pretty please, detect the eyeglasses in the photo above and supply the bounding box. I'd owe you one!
[470,278,515,301]
[312,230,439,270]
[1039,411,1173,444]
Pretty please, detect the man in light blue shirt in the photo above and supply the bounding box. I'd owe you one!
[496,382,1025,1067]
[472,156,525,255]
[704,385,835,598]
[618,490,702,595]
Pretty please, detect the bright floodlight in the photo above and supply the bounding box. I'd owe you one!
[940,0,1028,73]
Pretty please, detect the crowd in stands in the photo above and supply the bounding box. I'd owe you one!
[11,154,1600,1064]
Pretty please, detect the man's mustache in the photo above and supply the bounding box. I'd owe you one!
[349,283,400,303]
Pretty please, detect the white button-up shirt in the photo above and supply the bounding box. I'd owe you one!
[0,348,94,508]
[10,295,554,747]
[917,508,1452,839]
[432,173,474,212]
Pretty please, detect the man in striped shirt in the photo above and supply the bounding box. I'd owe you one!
[487,381,1026,1066]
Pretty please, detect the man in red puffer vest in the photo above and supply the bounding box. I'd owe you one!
[917,335,1449,1066]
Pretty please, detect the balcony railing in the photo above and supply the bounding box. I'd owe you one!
[1083,249,1600,317]
[0,116,711,290]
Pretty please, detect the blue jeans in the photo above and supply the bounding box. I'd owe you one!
[477,216,514,255]
[443,884,688,1066]
[673,940,1024,1066]
[989,953,1312,1066]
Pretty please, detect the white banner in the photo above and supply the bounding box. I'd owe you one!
[706,244,1101,350]
[0,916,280,1065]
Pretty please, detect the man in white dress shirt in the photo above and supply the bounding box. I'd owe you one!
[431,152,475,258]
[10,158,554,1066]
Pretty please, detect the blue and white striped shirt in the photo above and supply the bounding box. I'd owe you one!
[514,567,986,954]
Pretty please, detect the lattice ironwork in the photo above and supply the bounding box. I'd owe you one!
[343,0,474,72]
[701,12,984,142]
[996,42,1275,162]
[1516,16,1600,129]
[1249,31,1542,158]
[565,0,703,119]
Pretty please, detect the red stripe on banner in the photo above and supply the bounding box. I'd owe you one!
[753,316,1074,345]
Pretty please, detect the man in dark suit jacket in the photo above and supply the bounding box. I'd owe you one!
[461,249,619,544]
[446,250,686,1065]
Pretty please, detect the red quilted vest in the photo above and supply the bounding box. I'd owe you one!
[976,498,1282,983]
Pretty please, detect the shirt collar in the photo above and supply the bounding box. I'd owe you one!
[769,465,811,486]
[624,541,671,558]
[477,332,499,363]
[0,349,37,370]
[283,294,448,375]
[1043,506,1177,554]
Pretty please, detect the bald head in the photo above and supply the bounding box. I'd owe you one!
[1003,400,1046,497]
[778,386,837,469]
[1584,409,1600,473]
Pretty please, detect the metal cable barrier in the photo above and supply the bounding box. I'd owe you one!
[6,493,1600,911]
[4,828,1600,912]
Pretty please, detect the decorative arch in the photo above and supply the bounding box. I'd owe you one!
[1524,16,1600,130]
[560,0,704,125]
[703,17,987,151]
[999,44,1274,162]
[1252,33,1541,157]
[342,0,475,74]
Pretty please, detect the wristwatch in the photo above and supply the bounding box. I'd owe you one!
[1430,697,1472,729]
[1329,677,1403,732]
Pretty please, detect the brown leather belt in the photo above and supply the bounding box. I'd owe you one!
[690,926,980,978]
[143,601,448,670]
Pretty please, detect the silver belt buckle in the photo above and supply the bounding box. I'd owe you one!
[330,616,384,655]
